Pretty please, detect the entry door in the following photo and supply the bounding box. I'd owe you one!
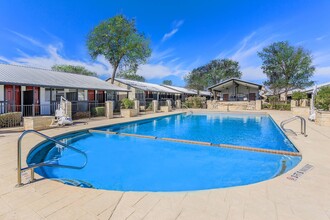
[88,90,95,101]
[249,93,256,101]
[223,94,229,101]
[5,85,13,112]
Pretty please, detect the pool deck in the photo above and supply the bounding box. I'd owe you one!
[0,110,329,220]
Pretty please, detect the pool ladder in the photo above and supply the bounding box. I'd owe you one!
[280,116,307,137]
[17,130,88,187]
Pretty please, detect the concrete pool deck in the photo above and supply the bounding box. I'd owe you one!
[0,110,329,220]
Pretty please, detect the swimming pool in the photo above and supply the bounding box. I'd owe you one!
[27,113,301,192]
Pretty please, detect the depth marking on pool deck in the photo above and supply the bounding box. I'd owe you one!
[88,129,301,156]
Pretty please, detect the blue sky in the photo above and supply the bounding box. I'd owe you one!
[0,0,330,86]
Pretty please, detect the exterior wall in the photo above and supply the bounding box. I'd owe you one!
[214,85,259,101]
[114,81,130,100]
[0,85,4,101]
[207,100,257,111]
[315,111,330,127]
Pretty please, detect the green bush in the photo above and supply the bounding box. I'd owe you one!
[274,103,291,111]
[262,103,271,109]
[292,91,307,101]
[91,107,105,116]
[184,96,205,108]
[146,102,153,111]
[121,98,134,109]
[315,86,330,111]
[73,112,90,120]
[0,112,22,127]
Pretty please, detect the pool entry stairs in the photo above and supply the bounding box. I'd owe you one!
[16,130,88,187]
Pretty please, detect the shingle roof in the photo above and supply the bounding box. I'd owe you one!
[0,64,128,91]
[115,78,180,94]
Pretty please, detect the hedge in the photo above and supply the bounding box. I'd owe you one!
[0,112,22,128]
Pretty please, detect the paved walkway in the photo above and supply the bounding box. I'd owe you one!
[0,110,329,220]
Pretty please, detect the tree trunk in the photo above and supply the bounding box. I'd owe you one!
[110,65,118,84]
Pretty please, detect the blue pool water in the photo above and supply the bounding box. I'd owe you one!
[98,113,297,152]
[27,113,301,192]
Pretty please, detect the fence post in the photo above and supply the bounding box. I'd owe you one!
[105,101,114,119]
[32,104,35,116]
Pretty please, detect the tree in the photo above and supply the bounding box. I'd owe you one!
[117,71,145,82]
[51,64,97,76]
[87,14,152,84]
[162,80,172,85]
[184,58,242,90]
[117,63,145,82]
[292,91,307,101]
[315,86,330,111]
[258,41,315,100]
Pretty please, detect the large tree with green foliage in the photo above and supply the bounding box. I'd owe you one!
[117,71,145,82]
[117,63,145,82]
[162,80,172,85]
[184,58,242,90]
[258,41,315,100]
[87,15,152,84]
[315,86,330,111]
[51,64,97,76]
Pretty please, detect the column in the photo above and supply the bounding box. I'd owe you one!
[105,101,114,119]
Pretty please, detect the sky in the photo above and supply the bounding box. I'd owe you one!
[0,0,330,86]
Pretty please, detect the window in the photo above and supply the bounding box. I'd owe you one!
[78,89,85,101]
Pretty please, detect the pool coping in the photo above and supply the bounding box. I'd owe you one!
[1,109,329,219]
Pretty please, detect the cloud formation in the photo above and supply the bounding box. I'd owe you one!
[0,31,188,81]
[162,20,184,42]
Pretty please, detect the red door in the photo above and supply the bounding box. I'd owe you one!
[88,90,95,101]
[5,85,21,111]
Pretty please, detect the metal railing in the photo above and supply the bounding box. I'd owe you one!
[17,130,88,187]
[280,116,307,137]
[182,104,193,114]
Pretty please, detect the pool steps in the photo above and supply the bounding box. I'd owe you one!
[88,129,301,157]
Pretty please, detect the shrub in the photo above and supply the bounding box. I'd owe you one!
[72,112,90,119]
[91,107,105,116]
[0,112,22,127]
[184,96,205,108]
[121,98,134,109]
[315,86,330,111]
[274,103,291,111]
[146,102,153,111]
[262,103,271,109]
[292,91,307,101]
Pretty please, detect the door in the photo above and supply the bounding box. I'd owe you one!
[88,90,95,101]
[25,87,40,115]
[223,94,229,101]
[5,85,13,112]
[249,93,256,101]
[23,90,33,116]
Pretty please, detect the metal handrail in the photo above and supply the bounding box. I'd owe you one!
[280,116,307,137]
[182,104,193,114]
[17,130,88,187]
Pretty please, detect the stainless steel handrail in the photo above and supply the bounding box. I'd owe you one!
[17,130,88,187]
[182,104,193,114]
[280,116,307,137]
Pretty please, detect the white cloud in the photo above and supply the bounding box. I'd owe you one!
[0,31,189,81]
[215,29,279,82]
[161,20,184,42]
